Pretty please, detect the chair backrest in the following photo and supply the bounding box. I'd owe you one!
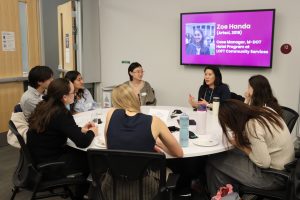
[281,106,299,133]
[87,148,166,200]
[292,158,300,200]
[8,120,40,188]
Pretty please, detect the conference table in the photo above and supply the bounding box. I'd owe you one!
[67,106,231,158]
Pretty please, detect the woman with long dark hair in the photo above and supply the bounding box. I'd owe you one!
[27,78,98,198]
[186,28,210,55]
[188,66,230,108]
[244,75,282,116]
[206,99,294,196]
[65,70,96,113]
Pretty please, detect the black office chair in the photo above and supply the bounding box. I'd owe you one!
[281,106,299,133]
[87,148,179,200]
[240,154,300,200]
[8,120,87,200]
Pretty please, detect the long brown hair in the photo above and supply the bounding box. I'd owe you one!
[248,75,282,116]
[28,78,71,133]
[218,99,284,149]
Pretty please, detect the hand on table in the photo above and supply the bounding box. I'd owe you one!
[81,122,98,136]
[198,98,209,106]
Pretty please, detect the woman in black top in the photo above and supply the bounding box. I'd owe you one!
[27,78,98,198]
[188,66,230,109]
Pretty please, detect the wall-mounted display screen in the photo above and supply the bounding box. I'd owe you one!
[180,9,275,68]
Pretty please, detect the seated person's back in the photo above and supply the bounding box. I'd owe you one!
[102,84,182,200]
[107,109,155,151]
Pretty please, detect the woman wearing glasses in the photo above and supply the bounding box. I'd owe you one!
[124,62,157,105]
[65,70,96,113]
[27,78,98,199]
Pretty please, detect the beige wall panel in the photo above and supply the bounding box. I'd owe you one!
[0,0,22,77]
[57,1,75,71]
[26,0,41,68]
[0,83,23,132]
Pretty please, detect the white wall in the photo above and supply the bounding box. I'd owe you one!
[98,0,300,112]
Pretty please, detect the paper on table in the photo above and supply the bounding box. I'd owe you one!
[73,115,90,127]
[148,108,170,124]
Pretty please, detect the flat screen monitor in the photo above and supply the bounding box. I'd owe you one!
[180,9,275,68]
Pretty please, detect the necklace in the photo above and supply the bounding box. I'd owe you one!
[204,88,214,103]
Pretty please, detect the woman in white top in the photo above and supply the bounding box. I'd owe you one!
[206,99,294,197]
[65,71,96,113]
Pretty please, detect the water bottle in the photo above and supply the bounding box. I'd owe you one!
[196,105,207,135]
[213,97,220,116]
[179,113,189,147]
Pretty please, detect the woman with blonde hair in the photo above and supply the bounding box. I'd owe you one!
[102,84,182,199]
[105,84,183,156]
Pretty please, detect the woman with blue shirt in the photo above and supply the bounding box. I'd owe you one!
[188,66,230,109]
[65,71,96,113]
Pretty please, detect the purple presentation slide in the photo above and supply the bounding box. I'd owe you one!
[181,10,275,68]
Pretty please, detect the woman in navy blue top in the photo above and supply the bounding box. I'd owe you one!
[102,84,183,200]
[105,84,183,157]
[188,66,230,109]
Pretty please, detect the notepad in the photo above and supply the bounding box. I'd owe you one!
[148,108,170,124]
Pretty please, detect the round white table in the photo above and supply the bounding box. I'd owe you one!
[67,106,231,158]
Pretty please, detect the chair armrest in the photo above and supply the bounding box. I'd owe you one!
[37,161,65,169]
[261,168,290,179]
[284,159,297,172]
[37,161,66,175]
[295,149,300,158]
[166,173,180,190]
[86,174,93,182]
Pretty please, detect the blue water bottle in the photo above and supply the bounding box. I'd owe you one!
[179,113,189,147]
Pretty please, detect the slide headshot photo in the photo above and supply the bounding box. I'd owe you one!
[185,23,216,55]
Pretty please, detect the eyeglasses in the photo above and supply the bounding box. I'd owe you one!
[132,70,145,74]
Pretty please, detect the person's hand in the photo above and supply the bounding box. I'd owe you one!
[188,94,198,108]
[154,145,163,153]
[198,98,208,106]
[81,122,96,133]
[89,126,99,136]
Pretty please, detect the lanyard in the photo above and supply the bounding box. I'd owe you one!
[204,88,214,103]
